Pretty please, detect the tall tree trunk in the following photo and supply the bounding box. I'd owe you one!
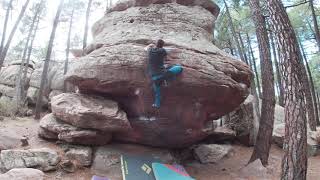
[268,0,308,179]
[238,32,249,64]
[64,7,74,75]
[15,3,41,113]
[270,31,284,106]
[83,0,93,50]
[223,0,245,62]
[35,0,64,119]
[310,0,320,52]
[248,0,275,166]
[247,33,262,97]
[299,37,320,126]
[0,0,30,72]
[0,0,13,56]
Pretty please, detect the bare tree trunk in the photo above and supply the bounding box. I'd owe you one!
[247,33,262,98]
[0,0,13,56]
[268,0,308,179]
[64,7,74,75]
[310,0,320,52]
[223,0,245,62]
[0,0,30,72]
[298,53,317,131]
[238,32,249,64]
[83,0,93,50]
[15,3,41,114]
[248,0,275,166]
[299,37,320,126]
[35,0,64,119]
[270,31,284,106]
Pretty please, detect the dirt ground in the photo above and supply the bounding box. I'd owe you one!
[1,117,320,180]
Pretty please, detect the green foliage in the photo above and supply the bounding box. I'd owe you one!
[309,54,320,93]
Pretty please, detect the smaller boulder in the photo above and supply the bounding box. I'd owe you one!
[194,144,232,164]
[0,148,60,171]
[0,131,24,150]
[0,168,45,180]
[51,93,130,132]
[239,159,268,178]
[65,146,93,167]
[39,114,112,145]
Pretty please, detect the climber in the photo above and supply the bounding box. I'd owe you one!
[144,39,183,108]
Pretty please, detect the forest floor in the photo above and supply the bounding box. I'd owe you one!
[1,117,320,180]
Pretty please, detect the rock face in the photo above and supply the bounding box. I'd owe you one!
[225,95,258,146]
[51,93,130,132]
[39,114,112,145]
[0,148,60,172]
[0,168,45,180]
[62,0,252,148]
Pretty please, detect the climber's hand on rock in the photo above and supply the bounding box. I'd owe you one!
[144,44,156,52]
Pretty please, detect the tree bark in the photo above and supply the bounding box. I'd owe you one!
[238,32,249,64]
[248,0,275,166]
[0,0,30,71]
[270,31,284,106]
[268,0,308,179]
[0,0,14,56]
[35,0,64,119]
[64,7,75,75]
[223,0,246,62]
[247,33,262,98]
[310,0,320,52]
[299,37,320,126]
[83,0,93,50]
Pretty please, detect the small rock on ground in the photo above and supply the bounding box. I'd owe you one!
[194,144,232,163]
[65,146,92,167]
[0,148,60,171]
[0,168,45,180]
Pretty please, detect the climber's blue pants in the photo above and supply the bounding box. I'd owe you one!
[152,65,183,108]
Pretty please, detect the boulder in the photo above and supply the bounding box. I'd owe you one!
[194,144,232,164]
[48,90,63,101]
[0,84,15,97]
[0,65,33,87]
[239,160,268,179]
[0,131,25,150]
[38,114,112,145]
[225,95,258,146]
[7,60,36,69]
[0,148,60,171]
[65,146,93,167]
[0,168,45,180]
[205,126,236,143]
[51,93,130,132]
[64,1,252,147]
[26,87,48,106]
[107,0,220,17]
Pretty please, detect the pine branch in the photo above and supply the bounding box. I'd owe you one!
[285,0,310,8]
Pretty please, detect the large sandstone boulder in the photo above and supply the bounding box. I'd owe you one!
[63,1,252,147]
[39,114,112,145]
[51,93,130,132]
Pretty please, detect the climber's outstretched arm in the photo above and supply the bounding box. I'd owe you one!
[144,44,156,52]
